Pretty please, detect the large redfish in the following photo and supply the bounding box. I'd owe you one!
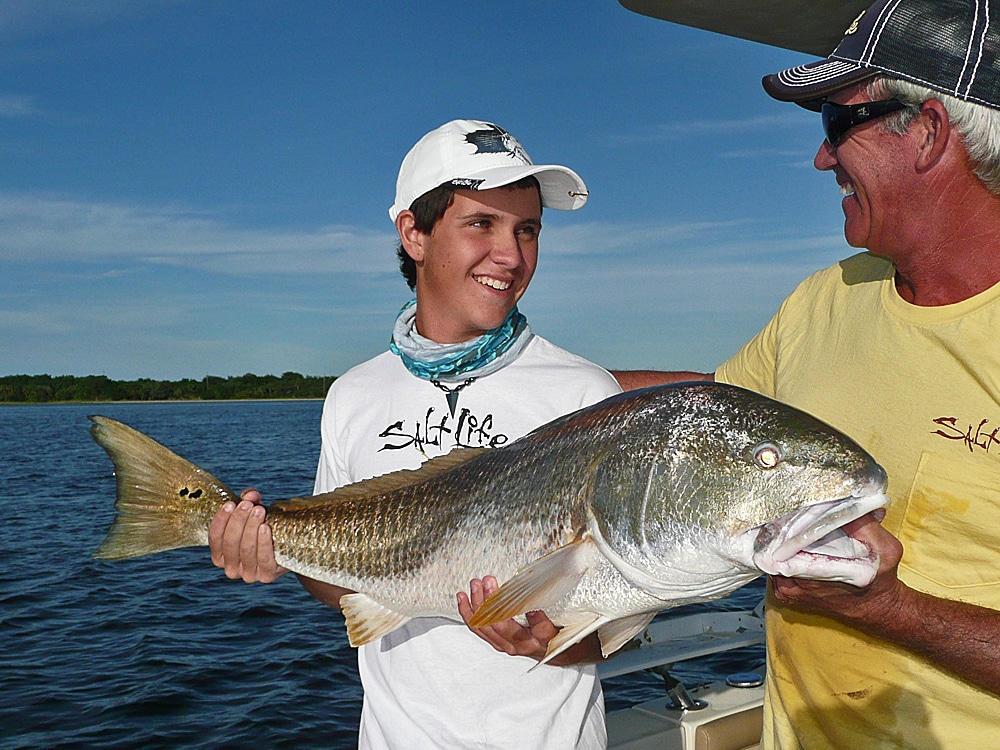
[90,382,888,663]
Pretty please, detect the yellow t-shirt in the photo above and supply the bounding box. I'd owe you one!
[717,252,1000,749]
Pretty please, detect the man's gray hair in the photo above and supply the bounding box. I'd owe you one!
[867,75,1000,195]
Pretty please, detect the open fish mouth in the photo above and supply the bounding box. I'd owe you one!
[751,492,889,586]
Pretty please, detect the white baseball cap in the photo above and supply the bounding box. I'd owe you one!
[389,119,589,221]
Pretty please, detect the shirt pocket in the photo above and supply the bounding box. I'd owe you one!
[896,451,1000,607]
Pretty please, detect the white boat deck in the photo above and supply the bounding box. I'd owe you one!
[599,610,764,679]
[601,609,766,750]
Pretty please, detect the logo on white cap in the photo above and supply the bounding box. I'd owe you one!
[464,124,530,163]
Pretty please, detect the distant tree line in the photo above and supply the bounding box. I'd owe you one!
[0,372,336,403]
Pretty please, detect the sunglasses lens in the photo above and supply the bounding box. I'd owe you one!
[821,104,844,146]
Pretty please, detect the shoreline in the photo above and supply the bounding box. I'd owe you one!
[0,397,327,406]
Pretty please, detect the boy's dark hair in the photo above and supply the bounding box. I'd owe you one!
[395,175,541,290]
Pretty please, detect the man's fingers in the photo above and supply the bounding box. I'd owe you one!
[209,489,285,584]
[468,578,486,609]
[480,621,524,656]
[457,592,475,625]
[238,505,266,579]
[241,487,262,504]
[524,610,559,641]
[841,511,882,538]
[457,575,554,660]
[255,521,286,582]
[220,500,253,578]
[209,502,236,567]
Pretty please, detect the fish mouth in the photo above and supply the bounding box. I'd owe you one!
[751,492,889,587]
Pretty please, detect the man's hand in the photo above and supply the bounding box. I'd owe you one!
[771,511,906,627]
[208,488,289,583]
[457,576,559,661]
[770,511,1000,694]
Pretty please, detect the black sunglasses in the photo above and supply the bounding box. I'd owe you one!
[821,99,910,147]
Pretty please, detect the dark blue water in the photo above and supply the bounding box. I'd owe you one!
[0,401,763,749]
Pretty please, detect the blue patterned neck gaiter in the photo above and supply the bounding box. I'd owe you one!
[389,299,533,382]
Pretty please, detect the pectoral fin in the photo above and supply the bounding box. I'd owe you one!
[597,612,656,657]
[533,613,607,668]
[340,593,411,646]
[468,534,598,627]
[533,611,656,667]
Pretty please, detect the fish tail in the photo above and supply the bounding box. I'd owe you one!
[89,415,240,560]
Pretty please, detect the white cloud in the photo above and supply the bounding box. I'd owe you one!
[0,94,35,117]
[0,192,853,378]
[539,219,846,267]
[0,193,398,275]
[540,219,754,257]
[0,294,197,336]
[716,148,807,159]
[0,0,188,42]
[523,216,851,370]
[609,113,811,145]
[3,194,843,284]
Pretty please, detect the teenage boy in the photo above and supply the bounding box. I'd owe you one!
[210,119,622,749]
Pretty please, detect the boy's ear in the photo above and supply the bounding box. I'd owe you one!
[396,210,426,262]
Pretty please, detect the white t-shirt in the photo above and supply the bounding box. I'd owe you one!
[314,334,622,750]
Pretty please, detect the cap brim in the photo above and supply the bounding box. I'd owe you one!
[763,58,879,109]
[388,162,588,221]
[463,164,588,211]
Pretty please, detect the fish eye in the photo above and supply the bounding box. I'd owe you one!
[752,442,782,470]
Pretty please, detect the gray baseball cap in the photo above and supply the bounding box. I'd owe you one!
[763,0,1000,111]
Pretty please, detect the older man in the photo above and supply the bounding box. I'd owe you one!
[620,0,1000,746]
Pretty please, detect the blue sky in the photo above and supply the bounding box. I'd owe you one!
[2,1,856,380]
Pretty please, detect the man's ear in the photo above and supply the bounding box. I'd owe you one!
[396,210,426,262]
[914,98,951,171]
